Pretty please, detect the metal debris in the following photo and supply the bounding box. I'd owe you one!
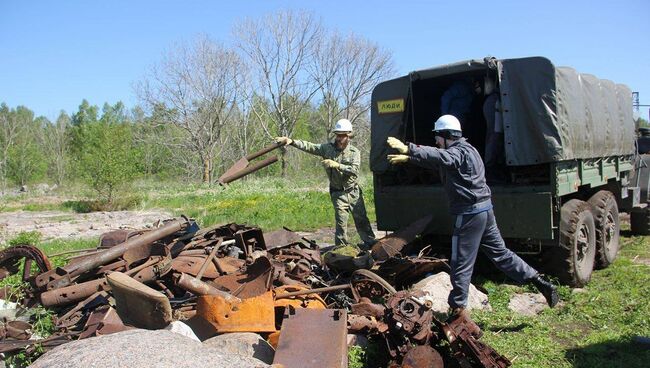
[273,307,348,368]
[218,143,282,185]
[0,215,513,367]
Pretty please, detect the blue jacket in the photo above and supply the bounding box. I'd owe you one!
[408,139,492,215]
[440,81,474,121]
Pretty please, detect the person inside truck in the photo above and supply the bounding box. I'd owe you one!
[482,76,506,182]
[385,114,558,323]
[275,119,376,250]
[440,78,481,124]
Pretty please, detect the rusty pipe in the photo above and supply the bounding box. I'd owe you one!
[175,273,241,304]
[245,142,282,161]
[196,239,235,280]
[40,259,162,307]
[40,278,109,307]
[35,217,190,289]
[219,156,278,184]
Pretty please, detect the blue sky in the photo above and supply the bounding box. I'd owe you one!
[1,0,648,120]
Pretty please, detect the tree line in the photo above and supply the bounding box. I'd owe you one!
[0,10,395,201]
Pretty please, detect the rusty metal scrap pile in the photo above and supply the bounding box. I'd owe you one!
[0,215,511,368]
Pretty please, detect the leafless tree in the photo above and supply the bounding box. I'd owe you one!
[137,35,245,183]
[234,10,324,176]
[0,105,25,192]
[311,32,396,141]
[42,111,70,185]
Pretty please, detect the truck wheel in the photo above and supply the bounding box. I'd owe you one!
[630,206,650,235]
[545,199,596,287]
[588,191,620,269]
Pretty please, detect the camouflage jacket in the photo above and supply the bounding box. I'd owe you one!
[291,140,360,191]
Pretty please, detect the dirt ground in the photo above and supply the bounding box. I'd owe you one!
[0,208,384,250]
[0,210,173,245]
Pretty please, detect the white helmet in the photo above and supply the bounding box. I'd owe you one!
[333,119,353,134]
[433,115,462,138]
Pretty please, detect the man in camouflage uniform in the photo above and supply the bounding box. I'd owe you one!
[275,119,376,248]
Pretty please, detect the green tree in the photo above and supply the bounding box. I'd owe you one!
[71,99,98,126]
[6,113,47,186]
[75,121,140,203]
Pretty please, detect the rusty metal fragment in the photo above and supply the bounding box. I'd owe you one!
[400,346,444,368]
[442,312,512,368]
[0,320,32,340]
[107,272,172,330]
[0,245,52,283]
[174,273,241,303]
[273,308,348,368]
[371,215,433,261]
[78,306,127,339]
[35,217,191,290]
[212,256,273,298]
[263,228,304,249]
[0,214,516,368]
[196,291,276,333]
[376,257,449,289]
[218,142,282,185]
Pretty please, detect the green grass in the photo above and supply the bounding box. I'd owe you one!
[3,177,650,367]
[471,235,650,368]
[142,176,376,232]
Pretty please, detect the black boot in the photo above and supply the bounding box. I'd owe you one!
[530,274,559,308]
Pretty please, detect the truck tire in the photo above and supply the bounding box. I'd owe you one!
[544,199,596,287]
[630,206,650,235]
[588,191,620,269]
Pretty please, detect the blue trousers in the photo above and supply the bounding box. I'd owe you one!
[448,209,538,309]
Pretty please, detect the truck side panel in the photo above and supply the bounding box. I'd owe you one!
[375,185,554,239]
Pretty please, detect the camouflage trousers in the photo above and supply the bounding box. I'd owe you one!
[330,185,376,247]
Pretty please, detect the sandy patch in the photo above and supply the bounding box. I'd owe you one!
[0,210,173,245]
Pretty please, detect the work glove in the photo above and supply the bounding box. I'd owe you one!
[275,136,293,146]
[387,137,408,154]
[322,159,340,169]
[388,154,409,164]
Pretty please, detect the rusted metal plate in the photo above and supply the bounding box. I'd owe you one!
[196,291,275,333]
[263,229,303,249]
[273,308,348,368]
[172,255,221,279]
[79,306,127,339]
[211,256,272,298]
[371,215,433,261]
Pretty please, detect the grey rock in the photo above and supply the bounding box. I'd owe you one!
[30,329,269,368]
[347,333,369,348]
[508,292,548,316]
[203,332,275,364]
[411,272,491,318]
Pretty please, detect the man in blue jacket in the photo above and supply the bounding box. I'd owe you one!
[386,114,558,320]
[440,79,481,123]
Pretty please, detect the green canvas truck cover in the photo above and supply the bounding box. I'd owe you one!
[370,56,635,170]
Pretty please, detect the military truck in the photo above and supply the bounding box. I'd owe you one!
[370,56,649,287]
